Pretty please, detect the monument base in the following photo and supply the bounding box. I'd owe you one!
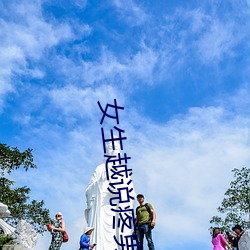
[1,245,26,250]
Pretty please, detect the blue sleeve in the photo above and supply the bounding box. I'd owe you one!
[79,234,90,248]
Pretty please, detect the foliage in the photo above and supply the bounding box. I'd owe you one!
[0,234,14,246]
[0,143,52,233]
[0,144,36,176]
[210,167,250,232]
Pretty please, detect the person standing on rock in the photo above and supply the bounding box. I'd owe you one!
[211,227,232,250]
[48,212,66,250]
[135,194,156,250]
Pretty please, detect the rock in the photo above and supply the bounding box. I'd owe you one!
[239,229,250,250]
[2,245,26,250]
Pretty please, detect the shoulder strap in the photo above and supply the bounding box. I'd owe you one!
[145,203,151,214]
[136,203,152,215]
[136,206,139,216]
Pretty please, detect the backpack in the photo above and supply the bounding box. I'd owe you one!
[136,203,154,229]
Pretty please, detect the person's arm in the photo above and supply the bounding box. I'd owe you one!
[225,241,232,250]
[150,208,156,227]
[132,214,138,235]
[220,234,232,250]
[80,234,91,248]
[229,233,237,238]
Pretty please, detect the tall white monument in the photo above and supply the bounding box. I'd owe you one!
[85,139,136,250]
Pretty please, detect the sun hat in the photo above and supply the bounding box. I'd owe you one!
[55,212,63,218]
[232,225,243,231]
[84,227,94,234]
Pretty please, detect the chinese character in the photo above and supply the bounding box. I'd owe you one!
[98,99,124,124]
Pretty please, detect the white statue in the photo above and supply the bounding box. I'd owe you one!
[0,203,38,250]
[0,202,15,235]
[85,139,136,250]
[0,202,11,218]
[13,220,38,250]
[239,229,250,250]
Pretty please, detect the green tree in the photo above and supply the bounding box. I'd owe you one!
[0,143,52,233]
[210,167,250,232]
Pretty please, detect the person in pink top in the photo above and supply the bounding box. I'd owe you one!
[212,227,232,250]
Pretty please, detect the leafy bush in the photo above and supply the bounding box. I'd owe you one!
[0,234,14,246]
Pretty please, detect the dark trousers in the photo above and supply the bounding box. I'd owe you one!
[136,223,155,250]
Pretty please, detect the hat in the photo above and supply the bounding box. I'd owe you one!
[55,212,63,218]
[84,227,94,234]
[232,225,243,231]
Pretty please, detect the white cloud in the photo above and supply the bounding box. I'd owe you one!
[188,8,210,33]
[81,48,127,85]
[127,105,250,248]
[0,2,73,58]
[48,84,124,120]
[224,84,250,114]
[112,0,148,26]
[159,7,240,67]
[0,1,74,111]
[73,0,87,9]
[81,45,158,87]
[127,43,158,84]
[196,20,235,63]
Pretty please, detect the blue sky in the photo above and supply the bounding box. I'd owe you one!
[1,0,250,249]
